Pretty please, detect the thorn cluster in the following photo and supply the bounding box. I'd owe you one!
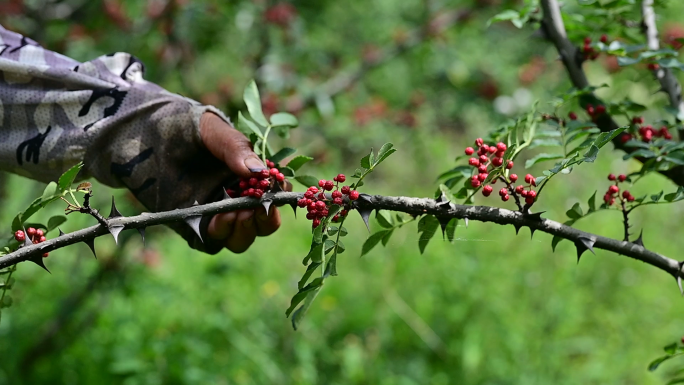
[15,227,49,258]
[620,116,672,143]
[296,174,357,228]
[465,138,513,192]
[604,173,634,205]
[225,159,285,198]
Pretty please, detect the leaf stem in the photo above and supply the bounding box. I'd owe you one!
[261,125,272,165]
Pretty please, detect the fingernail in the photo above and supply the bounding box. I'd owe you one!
[245,156,267,172]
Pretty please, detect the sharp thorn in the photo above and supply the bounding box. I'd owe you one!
[575,236,596,263]
[514,224,521,235]
[58,228,65,236]
[633,230,644,247]
[525,211,545,221]
[22,227,33,248]
[359,193,372,203]
[530,228,536,239]
[437,217,450,239]
[464,218,469,229]
[262,200,273,216]
[192,200,200,206]
[223,188,231,200]
[289,202,297,218]
[108,225,125,245]
[138,227,146,246]
[108,196,123,218]
[28,255,50,273]
[271,181,284,193]
[84,238,96,258]
[677,262,684,296]
[358,208,372,232]
[184,215,203,243]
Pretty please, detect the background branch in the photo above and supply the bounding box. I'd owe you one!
[641,0,684,138]
[540,0,684,187]
[1,192,681,287]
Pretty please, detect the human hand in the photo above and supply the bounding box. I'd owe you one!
[199,112,291,253]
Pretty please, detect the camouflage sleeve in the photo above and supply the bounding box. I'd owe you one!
[0,25,233,253]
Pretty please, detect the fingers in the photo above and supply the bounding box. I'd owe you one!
[255,206,281,237]
[223,210,257,253]
[207,211,237,240]
[199,112,266,178]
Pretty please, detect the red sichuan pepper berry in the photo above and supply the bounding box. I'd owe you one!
[465,147,475,155]
[27,227,36,237]
[509,174,518,182]
[608,173,616,181]
[506,160,514,169]
[600,34,608,43]
[568,111,577,120]
[618,174,627,182]
[14,230,25,242]
[482,185,493,197]
[349,190,360,200]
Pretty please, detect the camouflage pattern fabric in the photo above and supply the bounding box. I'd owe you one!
[0,25,234,253]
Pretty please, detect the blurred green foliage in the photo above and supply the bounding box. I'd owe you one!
[1,0,684,383]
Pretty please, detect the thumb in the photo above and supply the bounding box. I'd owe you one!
[199,112,267,178]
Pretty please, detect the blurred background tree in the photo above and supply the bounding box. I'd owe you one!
[1,0,684,383]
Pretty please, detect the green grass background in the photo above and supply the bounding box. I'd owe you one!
[1,0,684,383]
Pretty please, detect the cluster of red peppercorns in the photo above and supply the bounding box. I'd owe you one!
[296,174,359,228]
[619,116,673,143]
[225,160,286,199]
[582,35,608,61]
[647,62,660,71]
[465,138,513,190]
[584,103,606,121]
[604,173,635,205]
[14,227,49,258]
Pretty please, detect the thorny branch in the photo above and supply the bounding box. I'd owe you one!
[640,0,684,138]
[540,0,684,187]
[0,192,682,292]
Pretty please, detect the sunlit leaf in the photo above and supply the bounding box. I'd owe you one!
[243,80,269,126]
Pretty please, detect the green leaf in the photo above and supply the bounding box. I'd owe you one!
[587,191,597,213]
[381,229,394,246]
[651,191,664,202]
[0,296,11,309]
[47,216,67,232]
[298,262,321,290]
[58,162,83,192]
[618,56,642,66]
[306,243,324,263]
[361,230,389,256]
[270,147,297,164]
[665,343,679,355]
[285,277,324,317]
[445,218,458,243]
[487,9,521,27]
[623,149,657,160]
[566,202,583,219]
[665,186,684,202]
[287,155,313,171]
[649,354,681,372]
[270,112,298,128]
[374,143,396,166]
[438,184,457,203]
[279,166,295,177]
[582,145,599,163]
[525,154,563,168]
[295,175,319,188]
[417,215,440,254]
[360,154,371,169]
[666,378,684,385]
[237,111,264,139]
[243,80,268,126]
[375,211,393,229]
[41,182,59,202]
[291,286,322,331]
[593,126,627,148]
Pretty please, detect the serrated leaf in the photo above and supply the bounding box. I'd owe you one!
[243,80,268,126]
[287,155,313,171]
[286,277,324,317]
[279,166,295,177]
[295,175,319,188]
[593,126,627,148]
[665,186,684,202]
[291,286,322,330]
[41,182,59,202]
[417,215,440,254]
[306,243,324,263]
[270,112,298,128]
[58,162,83,192]
[270,147,297,164]
[651,191,664,202]
[525,153,563,168]
[361,230,389,256]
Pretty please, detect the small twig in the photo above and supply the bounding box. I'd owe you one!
[498,176,524,211]
[621,199,630,241]
[641,0,684,139]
